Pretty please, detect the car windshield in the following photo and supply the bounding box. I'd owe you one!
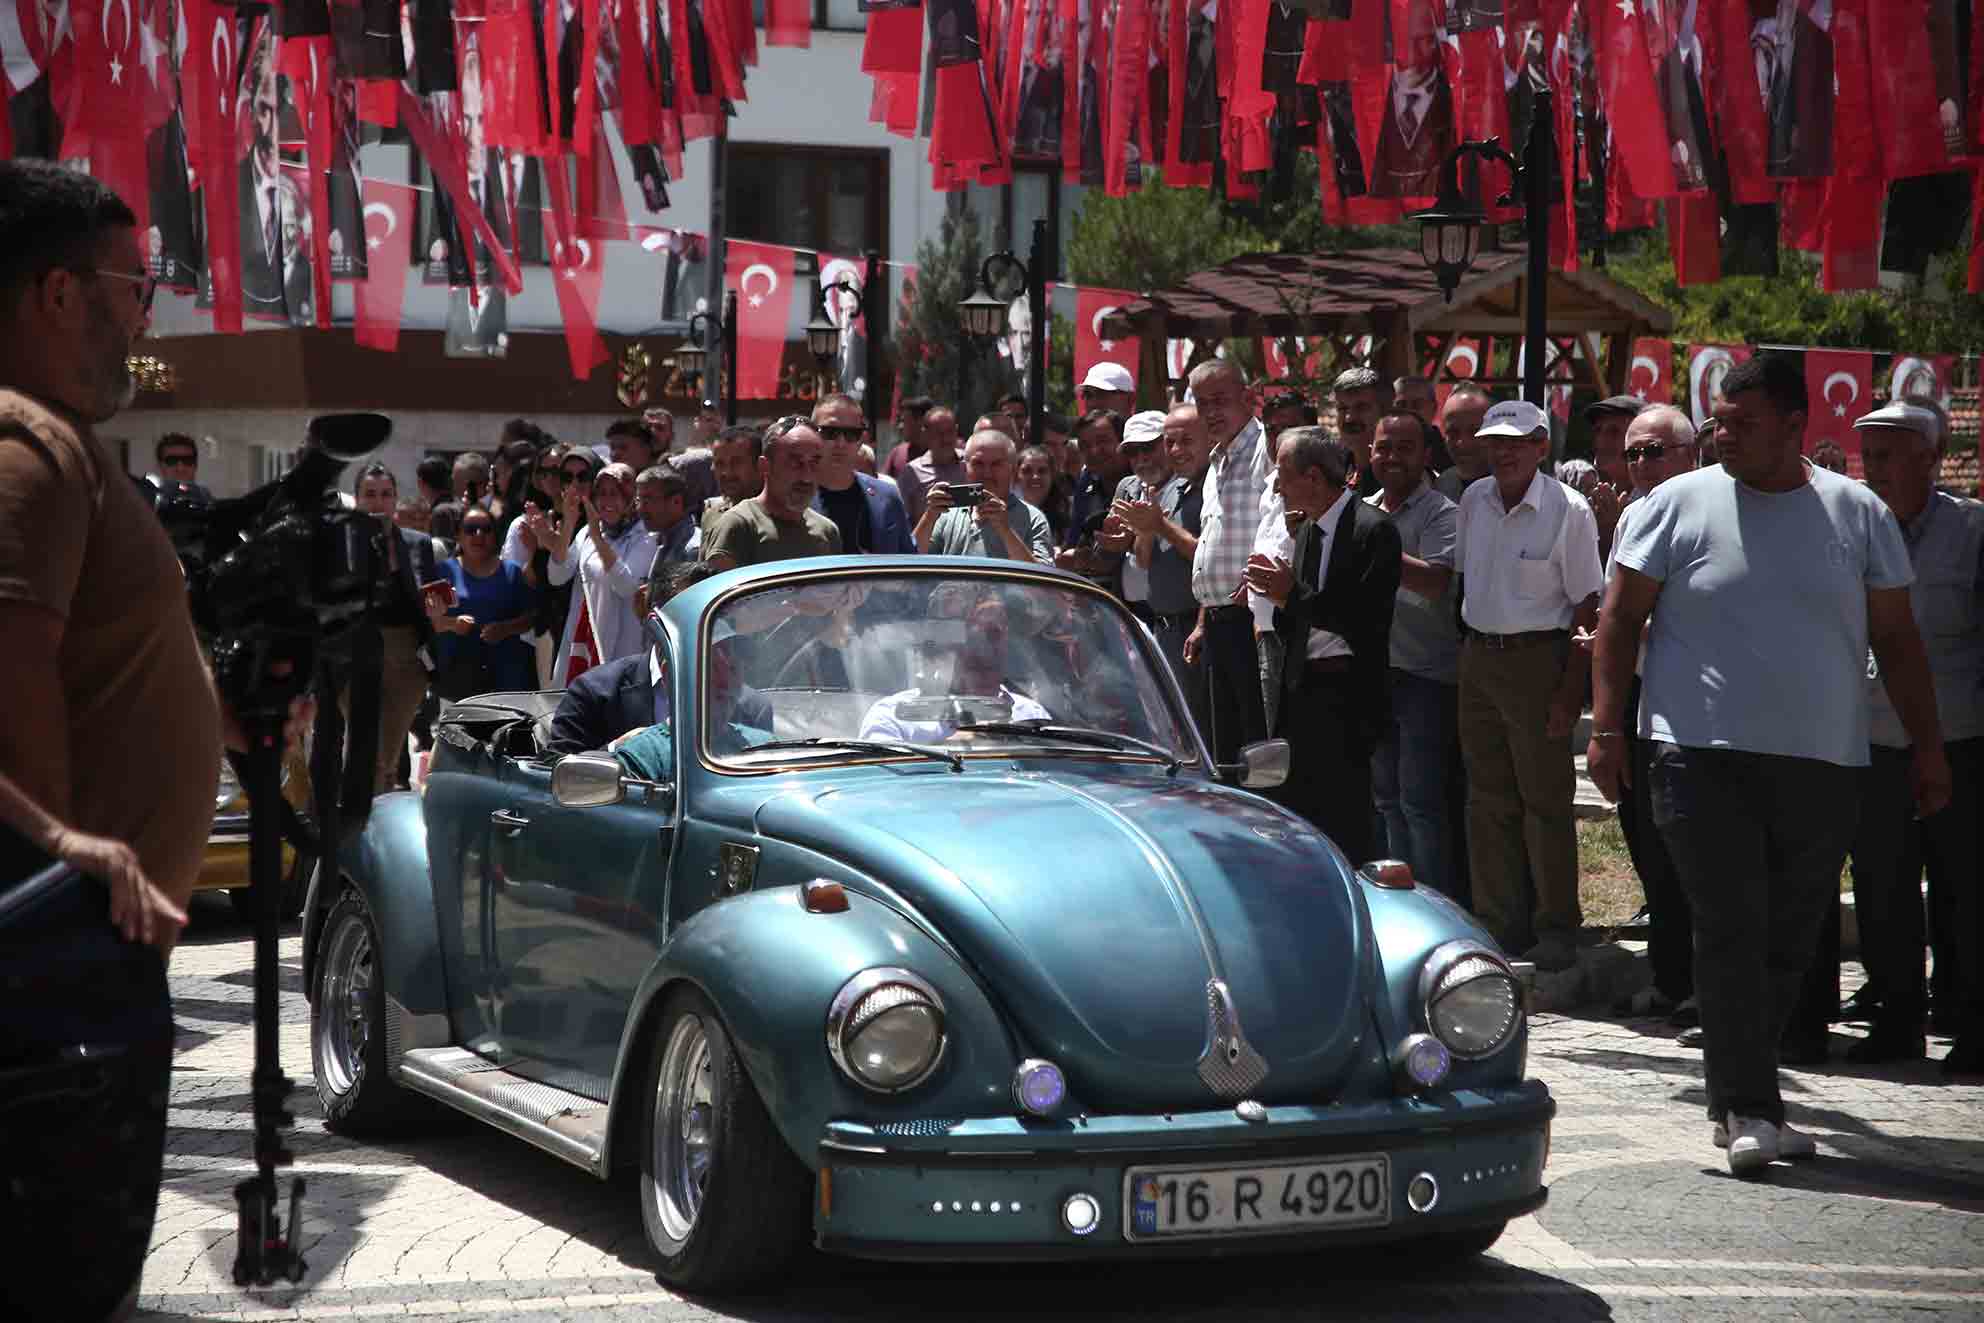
[702,570,1196,769]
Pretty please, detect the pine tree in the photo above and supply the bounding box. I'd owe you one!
[895,207,1004,423]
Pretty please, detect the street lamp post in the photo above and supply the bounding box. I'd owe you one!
[958,217,1049,448]
[675,302,738,423]
[1411,86,1555,409]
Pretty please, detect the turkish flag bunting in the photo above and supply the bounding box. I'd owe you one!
[1804,349,1873,471]
[354,177,416,350]
[541,154,610,379]
[1592,0,1674,200]
[1866,0,1958,181]
[1685,343,1752,429]
[1074,286,1139,391]
[766,0,810,48]
[727,238,797,400]
[1821,0,1879,291]
[182,0,243,332]
[280,35,336,328]
[1629,337,1672,404]
[1703,0,1773,204]
[397,84,524,294]
[484,0,547,150]
[1668,192,1721,286]
[1104,0,1149,196]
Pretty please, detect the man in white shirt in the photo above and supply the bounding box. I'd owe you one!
[1454,399,1604,972]
[860,590,1051,743]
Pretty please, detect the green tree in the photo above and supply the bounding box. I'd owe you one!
[1067,169,1270,293]
[894,207,1004,422]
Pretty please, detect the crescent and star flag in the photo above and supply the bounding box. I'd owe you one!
[354,177,416,350]
[1685,342,1750,430]
[1803,348,1873,469]
[1629,337,1672,404]
[182,0,244,332]
[1074,285,1138,392]
[727,238,797,399]
[1592,0,1674,200]
[541,151,609,378]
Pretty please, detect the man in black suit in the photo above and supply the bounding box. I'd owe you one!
[546,563,772,756]
[353,464,440,791]
[1243,429,1402,860]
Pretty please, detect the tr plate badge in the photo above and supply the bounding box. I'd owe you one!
[719,842,760,896]
[1130,1176,1162,1236]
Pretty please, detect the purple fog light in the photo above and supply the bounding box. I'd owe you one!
[1393,1033,1452,1092]
[1012,1059,1067,1116]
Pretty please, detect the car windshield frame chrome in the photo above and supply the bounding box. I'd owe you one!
[695,562,1213,777]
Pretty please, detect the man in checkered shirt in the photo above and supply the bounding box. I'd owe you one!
[1184,359,1282,762]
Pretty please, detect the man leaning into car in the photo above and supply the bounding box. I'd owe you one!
[0,161,309,1322]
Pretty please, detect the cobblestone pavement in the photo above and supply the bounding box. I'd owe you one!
[140,901,1983,1322]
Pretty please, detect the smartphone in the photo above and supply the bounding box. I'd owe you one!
[948,482,987,507]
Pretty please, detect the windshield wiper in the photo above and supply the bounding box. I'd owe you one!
[953,721,1184,775]
[742,737,964,773]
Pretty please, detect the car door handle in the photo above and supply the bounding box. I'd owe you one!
[490,809,530,832]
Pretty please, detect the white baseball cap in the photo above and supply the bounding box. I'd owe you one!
[1475,399,1549,439]
[1120,410,1167,451]
[1080,362,1136,394]
[1851,402,1940,444]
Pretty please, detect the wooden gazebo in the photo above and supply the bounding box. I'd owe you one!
[1100,246,1676,403]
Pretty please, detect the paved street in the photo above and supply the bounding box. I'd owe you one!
[141,899,1984,1323]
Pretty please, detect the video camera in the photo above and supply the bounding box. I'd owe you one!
[147,412,393,1288]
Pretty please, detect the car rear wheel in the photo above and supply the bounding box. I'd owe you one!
[640,988,809,1293]
[312,891,425,1135]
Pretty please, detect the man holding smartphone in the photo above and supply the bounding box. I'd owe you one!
[915,428,1055,563]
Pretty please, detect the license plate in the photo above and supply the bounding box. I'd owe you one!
[1122,1155,1390,1240]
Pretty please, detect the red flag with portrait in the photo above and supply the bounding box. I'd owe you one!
[1629,337,1672,404]
[1887,352,1955,409]
[1804,349,1873,470]
[1686,342,1752,429]
[1074,286,1139,391]
[354,177,416,350]
[727,239,797,399]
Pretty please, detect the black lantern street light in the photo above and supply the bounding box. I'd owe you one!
[675,303,739,423]
[1411,86,1555,409]
[805,255,885,432]
[806,270,861,396]
[958,217,1050,448]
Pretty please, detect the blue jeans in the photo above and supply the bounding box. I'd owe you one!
[1370,669,1458,896]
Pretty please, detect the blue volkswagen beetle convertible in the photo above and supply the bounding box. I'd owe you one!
[306,557,1551,1291]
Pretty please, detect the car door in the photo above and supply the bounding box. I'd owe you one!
[487,754,674,1100]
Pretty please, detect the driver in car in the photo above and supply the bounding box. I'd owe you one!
[610,615,773,774]
[858,589,1051,743]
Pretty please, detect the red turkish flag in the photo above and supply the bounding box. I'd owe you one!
[1629,338,1672,404]
[765,0,809,47]
[1888,352,1955,409]
[354,178,415,351]
[280,34,336,329]
[1821,0,1879,291]
[1686,343,1752,429]
[1668,191,1721,286]
[1074,286,1139,391]
[182,0,242,332]
[1703,0,1773,204]
[484,0,547,151]
[1804,349,1873,471]
[727,239,797,400]
[1866,0,1957,181]
[1592,0,1674,199]
[542,153,609,380]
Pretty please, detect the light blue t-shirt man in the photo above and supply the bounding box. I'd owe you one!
[1614,463,1914,767]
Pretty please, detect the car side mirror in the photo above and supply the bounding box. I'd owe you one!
[552,752,626,808]
[1219,739,1290,789]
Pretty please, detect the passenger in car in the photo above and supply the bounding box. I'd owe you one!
[858,589,1050,743]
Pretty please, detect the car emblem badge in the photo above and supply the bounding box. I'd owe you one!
[718,842,760,896]
[1197,979,1268,1099]
[1235,1100,1268,1123]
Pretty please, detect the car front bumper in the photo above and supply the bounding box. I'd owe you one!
[814,1080,1552,1259]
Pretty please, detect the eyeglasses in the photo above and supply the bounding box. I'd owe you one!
[1623,443,1674,462]
[85,266,158,313]
[159,452,197,468]
[460,525,496,538]
[815,424,865,441]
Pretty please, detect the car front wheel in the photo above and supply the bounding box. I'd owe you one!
[640,988,809,1293]
[312,890,426,1135]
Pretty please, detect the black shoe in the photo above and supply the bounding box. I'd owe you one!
[1844,1030,1926,1065]
[1836,987,1883,1023]
[1779,1033,1831,1066]
[1941,1039,1983,1077]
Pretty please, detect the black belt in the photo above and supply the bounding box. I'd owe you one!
[1202,603,1252,621]
[1466,628,1569,650]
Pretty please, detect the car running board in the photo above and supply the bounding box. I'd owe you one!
[397,1046,610,1177]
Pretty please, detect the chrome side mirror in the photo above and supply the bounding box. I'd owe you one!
[552,751,625,808]
[1233,739,1290,789]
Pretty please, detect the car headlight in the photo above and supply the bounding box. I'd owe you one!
[827,968,947,1092]
[214,759,243,812]
[1418,941,1522,1061]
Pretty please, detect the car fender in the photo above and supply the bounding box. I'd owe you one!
[332,791,452,1066]
[1361,880,1527,1088]
[603,887,1016,1174]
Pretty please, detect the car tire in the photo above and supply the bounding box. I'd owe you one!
[312,890,426,1136]
[639,987,810,1293]
[1420,1218,1508,1260]
[227,849,314,925]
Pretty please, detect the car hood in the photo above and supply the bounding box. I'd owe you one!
[754,771,1372,1109]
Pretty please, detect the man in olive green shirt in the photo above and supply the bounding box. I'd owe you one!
[702,416,843,569]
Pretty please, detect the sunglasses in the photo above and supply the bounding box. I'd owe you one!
[86,266,158,313]
[159,452,197,467]
[561,468,594,482]
[815,424,865,441]
[1624,443,1674,462]
[460,524,496,537]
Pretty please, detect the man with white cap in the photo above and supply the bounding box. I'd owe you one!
[1832,400,1981,1075]
[1453,397,1604,974]
[1077,361,1137,417]
[1107,410,1174,622]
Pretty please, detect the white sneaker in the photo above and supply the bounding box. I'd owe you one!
[1725,1114,1780,1175]
[1713,1117,1817,1159]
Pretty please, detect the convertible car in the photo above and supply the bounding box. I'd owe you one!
[304,557,1551,1292]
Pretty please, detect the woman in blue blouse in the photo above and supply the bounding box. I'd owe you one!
[425,506,537,698]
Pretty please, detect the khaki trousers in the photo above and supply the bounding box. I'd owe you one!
[1457,633,1581,950]
[339,625,431,794]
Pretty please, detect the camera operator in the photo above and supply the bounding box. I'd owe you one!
[351,463,438,791]
[0,160,310,1322]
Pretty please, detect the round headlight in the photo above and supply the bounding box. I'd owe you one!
[1421,945,1522,1061]
[214,759,243,812]
[828,969,947,1093]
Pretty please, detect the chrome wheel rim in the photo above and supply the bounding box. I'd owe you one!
[315,914,374,1099]
[650,1015,717,1245]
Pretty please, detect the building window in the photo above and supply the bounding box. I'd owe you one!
[726,145,889,260]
